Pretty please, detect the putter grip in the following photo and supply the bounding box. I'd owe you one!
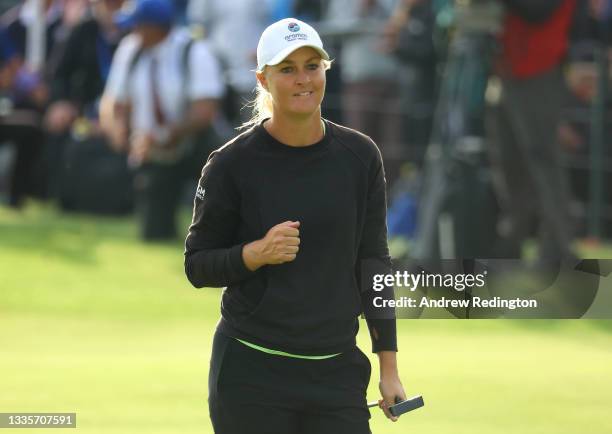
[389,396,425,417]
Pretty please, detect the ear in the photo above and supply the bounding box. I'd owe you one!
[256,70,269,91]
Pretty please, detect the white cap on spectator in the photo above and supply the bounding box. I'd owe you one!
[256,18,330,72]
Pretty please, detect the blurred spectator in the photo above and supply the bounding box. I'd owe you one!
[555,0,612,237]
[1,25,29,208]
[384,0,436,166]
[187,0,269,125]
[46,0,126,134]
[323,0,403,186]
[559,0,612,155]
[2,0,87,84]
[0,0,88,207]
[488,0,577,260]
[588,0,612,38]
[100,0,223,240]
[1,0,60,207]
[39,0,127,204]
[1,0,63,109]
[1,0,63,60]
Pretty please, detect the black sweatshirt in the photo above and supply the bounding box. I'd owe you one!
[185,119,397,355]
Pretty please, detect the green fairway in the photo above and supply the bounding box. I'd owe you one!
[1,205,612,434]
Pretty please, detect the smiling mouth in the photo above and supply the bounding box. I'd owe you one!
[294,91,314,97]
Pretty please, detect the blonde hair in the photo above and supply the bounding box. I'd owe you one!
[239,59,332,130]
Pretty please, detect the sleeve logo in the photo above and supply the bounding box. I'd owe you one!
[196,185,206,200]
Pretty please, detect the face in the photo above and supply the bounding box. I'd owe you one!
[93,0,125,27]
[103,0,124,11]
[134,24,169,48]
[257,47,326,119]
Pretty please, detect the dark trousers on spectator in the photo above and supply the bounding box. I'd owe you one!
[488,66,574,259]
[208,332,372,434]
[0,121,44,207]
[134,161,183,240]
[133,129,222,241]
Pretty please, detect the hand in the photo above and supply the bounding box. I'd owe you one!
[106,121,130,152]
[0,58,19,90]
[30,82,49,108]
[45,101,78,134]
[566,63,597,103]
[379,0,419,53]
[377,351,407,422]
[161,126,182,149]
[558,122,584,152]
[242,221,301,271]
[128,132,155,166]
[379,374,407,422]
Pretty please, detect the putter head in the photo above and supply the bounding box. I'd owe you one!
[389,395,425,417]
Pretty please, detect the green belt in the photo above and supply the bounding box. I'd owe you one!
[234,338,341,360]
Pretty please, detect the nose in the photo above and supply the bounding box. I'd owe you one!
[295,68,311,86]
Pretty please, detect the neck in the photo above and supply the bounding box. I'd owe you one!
[265,110,324,147]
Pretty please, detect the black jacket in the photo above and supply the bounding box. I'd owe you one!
[185,119,397,355]
[51,18,119,108]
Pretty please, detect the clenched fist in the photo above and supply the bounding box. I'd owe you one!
[242,221,301,271]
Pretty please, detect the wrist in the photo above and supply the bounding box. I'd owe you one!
[378,351,399,378]
[242,240,265,271]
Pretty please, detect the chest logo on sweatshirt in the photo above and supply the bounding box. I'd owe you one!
[196,185,206,200]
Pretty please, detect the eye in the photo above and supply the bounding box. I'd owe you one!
[280,66,294,73]
[307,63,320,70]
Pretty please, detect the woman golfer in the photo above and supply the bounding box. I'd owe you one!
[185,18,406,434]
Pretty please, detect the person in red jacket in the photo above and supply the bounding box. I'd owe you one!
[489,0,578,260]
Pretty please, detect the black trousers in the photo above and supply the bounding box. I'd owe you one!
[208,332,372,434]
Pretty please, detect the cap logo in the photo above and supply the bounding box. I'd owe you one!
[285,33,308,42]
[288,22,300,32]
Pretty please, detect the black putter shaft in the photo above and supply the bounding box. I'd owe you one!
[367,395,425,417]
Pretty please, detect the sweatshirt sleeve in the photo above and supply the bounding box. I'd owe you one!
[184,150,255,288]
[358,146,398,353]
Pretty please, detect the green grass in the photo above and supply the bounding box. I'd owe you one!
[1,204,612,433]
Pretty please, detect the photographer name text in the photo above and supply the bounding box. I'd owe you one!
[372,296,538,310]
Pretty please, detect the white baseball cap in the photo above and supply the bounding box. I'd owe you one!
[256,18,330,72]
